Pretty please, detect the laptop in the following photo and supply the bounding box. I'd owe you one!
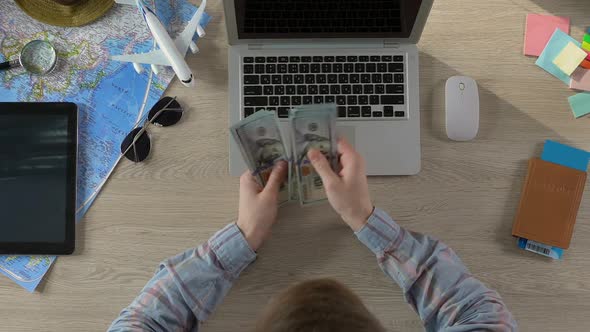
[225,0,433,176]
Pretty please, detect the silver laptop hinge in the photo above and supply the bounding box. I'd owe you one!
[384,41,400,49]
[248,44,264,50]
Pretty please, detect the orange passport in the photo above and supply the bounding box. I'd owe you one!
[512,158,587,249]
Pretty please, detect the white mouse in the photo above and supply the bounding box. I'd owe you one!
[445,76,479,141]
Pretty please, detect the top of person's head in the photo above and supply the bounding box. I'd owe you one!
[255,278,386,332]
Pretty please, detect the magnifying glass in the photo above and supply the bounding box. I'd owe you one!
[0,40,57,75]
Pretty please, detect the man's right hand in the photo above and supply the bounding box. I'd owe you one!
[307,139,374,232]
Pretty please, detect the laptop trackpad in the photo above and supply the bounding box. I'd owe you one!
[336,125,356,147]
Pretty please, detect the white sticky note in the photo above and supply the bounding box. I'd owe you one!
[553,42,588,76]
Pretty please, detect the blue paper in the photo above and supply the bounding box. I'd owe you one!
[541,140,590,172]
[518,238,564,260]
[536,29,582,84]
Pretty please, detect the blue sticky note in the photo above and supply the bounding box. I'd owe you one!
[568,92,590,118]
[541,140,590,172]
[536,28,582,84]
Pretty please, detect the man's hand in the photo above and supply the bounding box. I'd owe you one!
[308,139,374,232]
[237,161,288,251]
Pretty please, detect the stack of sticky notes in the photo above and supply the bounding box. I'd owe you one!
[524,14,590,118]
[515,140,590,260]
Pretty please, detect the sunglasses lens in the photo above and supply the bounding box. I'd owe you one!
[148,97,183,127]
[120,127,151,162]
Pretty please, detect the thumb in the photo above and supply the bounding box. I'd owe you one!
[262,160,287,195]
[307,149,340,188]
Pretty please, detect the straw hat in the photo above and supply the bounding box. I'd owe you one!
[15,0,114,27]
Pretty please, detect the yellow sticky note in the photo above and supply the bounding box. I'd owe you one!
[553,42,588,76]
[583,41,590,51]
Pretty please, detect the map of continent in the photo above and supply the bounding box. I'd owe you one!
[0,0,210,292]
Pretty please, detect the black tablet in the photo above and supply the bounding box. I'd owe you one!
[0,102,77,255]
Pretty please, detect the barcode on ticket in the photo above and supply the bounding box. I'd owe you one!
[517,238,564,260]
[525,242,551,256]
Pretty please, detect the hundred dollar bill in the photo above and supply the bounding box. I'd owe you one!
[231,110,289,204]
[290,104,338,205]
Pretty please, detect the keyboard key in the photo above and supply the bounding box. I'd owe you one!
[255,64,264,73]
[269,96,279,106]
[325,96,335,103]
[370,56,381,62]
[359,56,369,62]
[264,86,273,95]
[339,74,349,83]
[311,64,321,73]
[292,96,302,105]
[336,56,346,62]
[299,64,310,73]
[348,106,360,117]
[272,75,282,84]
[328,74,338,83]
[314,96,324,104]
[261,75,271,84]
[308,85,318,95]
[361,74,371,83]
[383,74,393,83]
[244,75,259,84]
[255,57,265,63]
[301,56,312,62]
[382,55,392,62]
[350,74,360,83]
[316,74,327,83]
[320,85,330,94]
[286,85,296,95]
[303,96,313,104]
[313,56,323,62]
[321,63,332,73]
[366,63,376,72]
[266,107,276,112]
[278,64,287,73]
[347,95,357,105]
[375,84,385,94]
[290,56,300,62]
[267,57,277,63]
[283,75,293,84]
[342,85,352,94]
[372,74,382,83]
[245,97,267,106]
[384,106,394,117]
[388,63,403,72]
[333,63,343,73]
[373,111,383,117]
[359,95,369,105]
[330,85,341,94]
[245,86,262,95]
[344,63,354,73]
[355,63,365,72]
[386,84,404,94]
[244,64,254,74]
[378,63,387,72]
[289,64,299,73]
[297,85,307,94]
[347,56,358,62]
[395,111,406,117]
[353,85,363,94]
[362,106,372,117]
[280,96,290,105]
[244,107,254,116]
[244,57,254,63]
[336,95,346,105]
[394,74,404,83]
[363,85,374,94]
[275,86,285,95]
[279,56,289,63]
[294,75,304,84]
[381,95,404,104]
[370,95,380,104]
[255,106,266,112]
[338,106,347,117]
[394,55,404,62]
[305,74,315,84]
[324,56,335,62]
[278,107,290,118]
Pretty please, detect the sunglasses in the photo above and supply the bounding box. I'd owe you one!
[120,96,183,162]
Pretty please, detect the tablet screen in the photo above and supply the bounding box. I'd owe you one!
[0,103,77,254]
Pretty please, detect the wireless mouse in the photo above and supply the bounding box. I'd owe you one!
[445,76,479,141]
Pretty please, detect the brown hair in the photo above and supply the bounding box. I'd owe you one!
[255,278,386,332]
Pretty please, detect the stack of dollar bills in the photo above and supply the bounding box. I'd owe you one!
[231,104,338,205]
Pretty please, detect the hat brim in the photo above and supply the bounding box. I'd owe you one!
[15,0,114,27]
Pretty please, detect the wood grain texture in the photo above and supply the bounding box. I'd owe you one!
[2,0,590,331]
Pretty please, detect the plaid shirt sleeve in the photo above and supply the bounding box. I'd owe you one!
[356,208,517,332]
[108,223,256,332]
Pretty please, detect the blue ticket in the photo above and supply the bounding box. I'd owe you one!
[517,238,564,260]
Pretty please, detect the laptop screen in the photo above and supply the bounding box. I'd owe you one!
[235,0,423,39]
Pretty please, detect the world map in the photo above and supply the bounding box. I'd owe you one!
[0,0,210,292]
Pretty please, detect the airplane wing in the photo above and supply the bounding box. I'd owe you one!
[111,49,171,66]
[115,0,136,5]
[174,0,207,56]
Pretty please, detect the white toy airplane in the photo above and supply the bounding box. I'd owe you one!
[111,0,207,87]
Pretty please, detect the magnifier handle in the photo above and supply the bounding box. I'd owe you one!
[0,59,20,71]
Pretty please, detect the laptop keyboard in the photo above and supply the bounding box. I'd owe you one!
[242,55,406,120]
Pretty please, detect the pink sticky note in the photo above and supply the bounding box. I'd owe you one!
[524,14,570,56]
[570,67,590,92]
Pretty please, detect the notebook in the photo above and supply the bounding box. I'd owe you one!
[512,158,587,249]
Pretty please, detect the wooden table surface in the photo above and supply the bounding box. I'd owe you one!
[2,0,590,331]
